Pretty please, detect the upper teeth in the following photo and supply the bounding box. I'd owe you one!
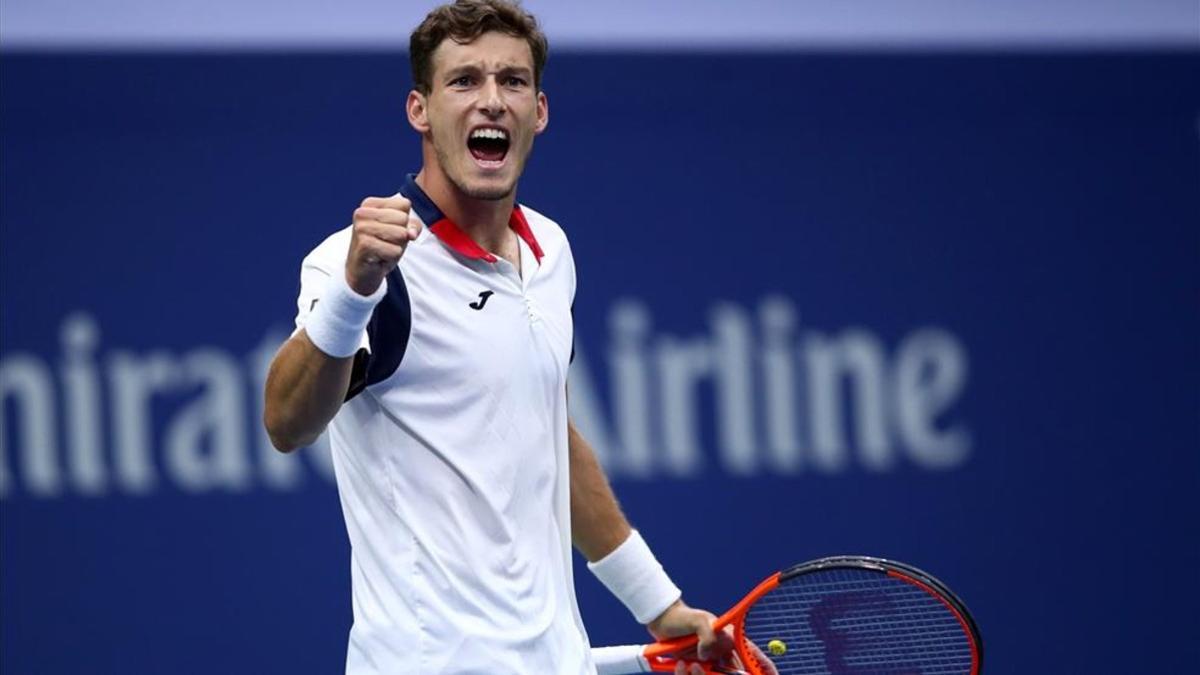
[471,128,508,141]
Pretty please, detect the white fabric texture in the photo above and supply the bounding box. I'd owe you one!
[592,645,651,675]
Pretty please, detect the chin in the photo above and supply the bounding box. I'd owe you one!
[456,174,517,201]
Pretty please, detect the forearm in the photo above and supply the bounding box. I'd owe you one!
[263,331,355,452]
[570,419,685,626]
[568,419,632,561]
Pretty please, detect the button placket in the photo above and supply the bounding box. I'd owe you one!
[523,295,539,323]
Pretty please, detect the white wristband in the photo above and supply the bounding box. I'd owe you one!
[588,530,682,624]
[304,272,386,358]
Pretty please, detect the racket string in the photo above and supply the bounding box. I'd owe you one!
[741,569,973,674]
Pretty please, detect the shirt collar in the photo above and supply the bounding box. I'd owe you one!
[399,173,544,264]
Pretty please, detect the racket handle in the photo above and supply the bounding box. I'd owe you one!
[643,633,700,660]
[592,644,652,674]
[643,637,753,674]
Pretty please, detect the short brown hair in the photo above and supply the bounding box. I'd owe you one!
[409,0,549,95]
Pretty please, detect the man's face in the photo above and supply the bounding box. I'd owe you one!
[411,31,548,201]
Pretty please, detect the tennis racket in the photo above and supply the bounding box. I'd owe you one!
[592,556,982,675]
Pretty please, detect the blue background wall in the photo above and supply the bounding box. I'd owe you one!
[2,51,1198,673]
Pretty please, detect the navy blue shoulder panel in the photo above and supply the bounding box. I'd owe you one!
[345,266,412,401]
[400,173,444,226]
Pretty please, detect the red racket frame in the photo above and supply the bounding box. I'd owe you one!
[641,556,982,675]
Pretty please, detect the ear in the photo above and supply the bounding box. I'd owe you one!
[407,90,431,134]
[534,90,549,135]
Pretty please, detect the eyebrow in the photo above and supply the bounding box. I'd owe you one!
[497,65,533,76]
[443,63,533,79]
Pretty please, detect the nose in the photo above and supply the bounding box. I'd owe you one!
[477,77,504,118]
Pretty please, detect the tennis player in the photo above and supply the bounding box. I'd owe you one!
[264,1,732,673]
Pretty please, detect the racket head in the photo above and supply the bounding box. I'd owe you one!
[734,556,983,675]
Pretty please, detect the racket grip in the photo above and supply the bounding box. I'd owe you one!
[643,635,749,675]
[592,644,652,674]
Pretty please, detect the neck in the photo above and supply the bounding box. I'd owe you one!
[414,166,514,252]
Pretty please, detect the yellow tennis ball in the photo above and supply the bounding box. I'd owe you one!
[767,639,787,656]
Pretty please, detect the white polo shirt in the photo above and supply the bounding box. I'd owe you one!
[293,175,593,674]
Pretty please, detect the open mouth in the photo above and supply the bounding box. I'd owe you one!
[467,127,510,165]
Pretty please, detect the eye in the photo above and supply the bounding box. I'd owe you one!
[449,75,473,87]
[504,76,528,88]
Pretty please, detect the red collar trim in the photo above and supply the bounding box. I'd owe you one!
[509,207,545,263]
[428,206,544,265]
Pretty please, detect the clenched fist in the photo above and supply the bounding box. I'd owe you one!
[345,194,422,296]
